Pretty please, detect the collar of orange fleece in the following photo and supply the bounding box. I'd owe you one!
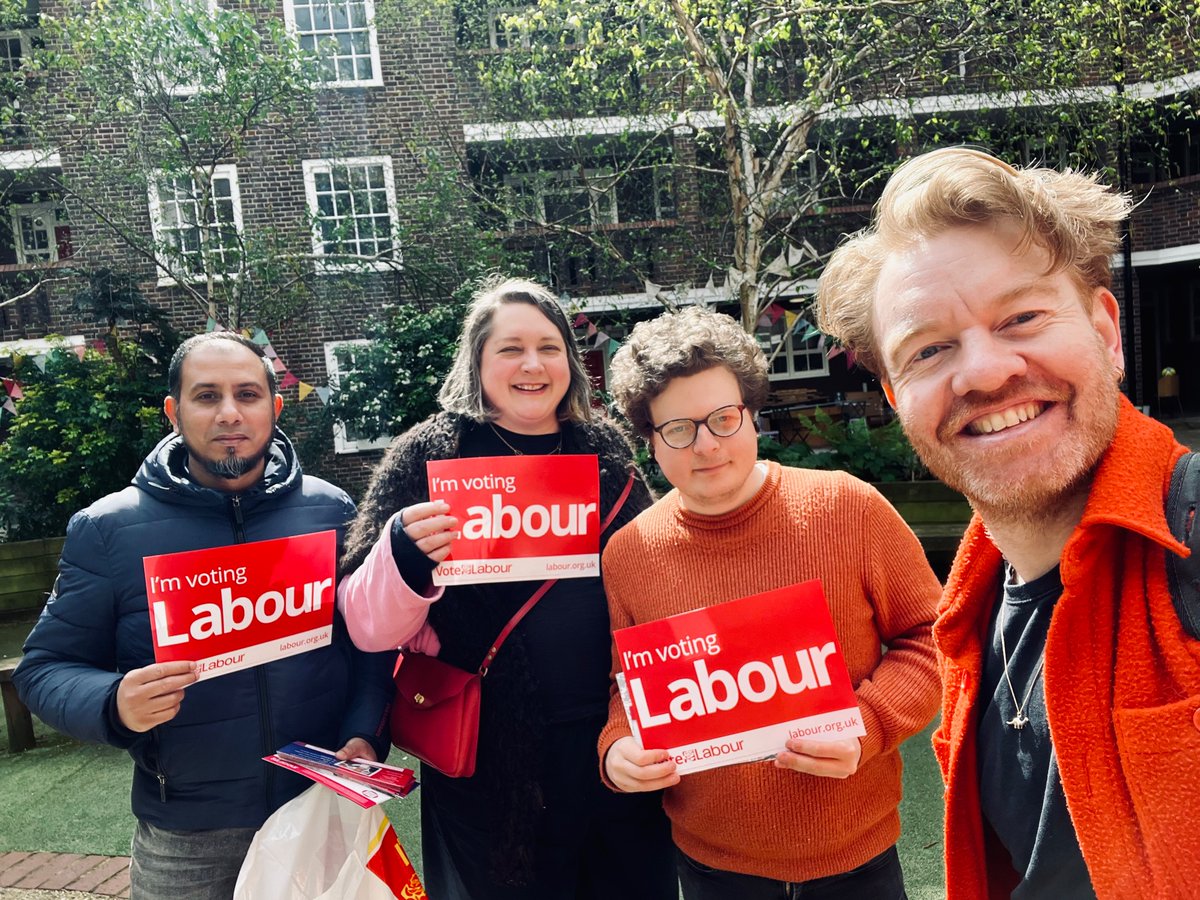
[934,395,1187,665]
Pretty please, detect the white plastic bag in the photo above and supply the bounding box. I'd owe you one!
[234,784,424,899]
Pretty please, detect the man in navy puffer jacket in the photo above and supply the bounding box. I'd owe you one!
[15,332,395,899]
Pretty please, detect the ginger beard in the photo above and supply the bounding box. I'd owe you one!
[897,334,1120,524]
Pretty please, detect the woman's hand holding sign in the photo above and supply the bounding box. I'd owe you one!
[605,736,681,793]
[116,660,198,732]
[774,736,862,779]
[399,501,459,564]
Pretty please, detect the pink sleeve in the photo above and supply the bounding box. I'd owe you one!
[336,511,444,653]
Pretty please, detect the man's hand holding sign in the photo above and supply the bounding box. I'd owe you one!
[606,581,866,789]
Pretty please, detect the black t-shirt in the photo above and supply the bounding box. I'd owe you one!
[977,564,1096,899]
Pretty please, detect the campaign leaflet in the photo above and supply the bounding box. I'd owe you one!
[613,580,866,775]
[143,531,336,681]
[264,742,418,809]
[427,455,601,585]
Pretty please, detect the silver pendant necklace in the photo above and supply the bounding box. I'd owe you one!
[998,565,1046,730]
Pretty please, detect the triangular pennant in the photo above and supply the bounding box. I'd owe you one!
[726,268,745,292]
[74,345,87,361]
[252,329,269,346]
[787,243,806,267]
[644,279,662,300]
[765,303,785,324]
[602,337,620,361]
[826,345,844,360]
[845,348,856,368]
[33,354,47,372]
[3,397,15,414]
[272,358,287,374]
[573,314,588,328]
[7,380,23,400]
[298,381,314,402]
[766,252,790,277]
[705,272,715,291]
[756,314,771,331]
[91,339,107,353]
[783,310,799,330]
[205,317,218,332]
[593,331,610,350]
[586,323,597,338]
[279,371,299,389]
[315,386,332,404]
[240,328,251,338]
[801,325,821,343]
[262,343,278,359]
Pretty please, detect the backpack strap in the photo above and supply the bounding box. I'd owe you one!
[1164,450,1200,640]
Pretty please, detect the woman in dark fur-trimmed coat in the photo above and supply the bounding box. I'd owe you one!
[337,276,676,900]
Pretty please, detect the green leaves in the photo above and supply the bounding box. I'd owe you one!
[0,340,170,539]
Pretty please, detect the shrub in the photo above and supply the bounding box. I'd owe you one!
[757,410,927,483]
[0,341,169,540]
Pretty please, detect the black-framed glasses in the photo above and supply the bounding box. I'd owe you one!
[652,404,746,449]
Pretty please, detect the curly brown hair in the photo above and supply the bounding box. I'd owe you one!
[609,306,768,440]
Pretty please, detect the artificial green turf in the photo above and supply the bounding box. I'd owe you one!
[2,720,944,897]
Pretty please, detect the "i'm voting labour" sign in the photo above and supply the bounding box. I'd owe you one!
[143,531,336,681]
[427,455,600,585]
[614,580,866,775]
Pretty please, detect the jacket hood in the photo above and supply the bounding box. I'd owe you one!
[133,427,302,508]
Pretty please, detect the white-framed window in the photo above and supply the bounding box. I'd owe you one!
[323,339,393,453]
[761,324,829,381]
[143,0,219,97]
[504,168,617,229]
[147,164,243,282]
[302,157,398,271]
[0,30,30,72]
[284,0,382,87]
[11,202,71,264]
[488,6,583,50]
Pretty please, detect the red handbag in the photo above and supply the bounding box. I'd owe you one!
[388,471,637,778]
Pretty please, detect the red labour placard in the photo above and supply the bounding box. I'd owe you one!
[143,531,336,681]
[613,580,866,774]
[427,455,600,585]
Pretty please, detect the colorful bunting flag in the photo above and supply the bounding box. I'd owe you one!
[314,386,332,404]
[298,381,314,402]
[205,317,218,332]
[262,344,278,359]
[33,354,46,373]
[2,397,15,414]
[272,358,287,374]
[74,345,86,361]
[251,328,269,346]
[279,371,299,389]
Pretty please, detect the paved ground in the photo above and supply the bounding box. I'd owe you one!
[0,852,128,898]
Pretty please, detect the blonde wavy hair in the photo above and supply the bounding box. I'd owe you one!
[816,147,1131,375]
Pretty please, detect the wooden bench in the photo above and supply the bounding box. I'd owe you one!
[0,656,36,752]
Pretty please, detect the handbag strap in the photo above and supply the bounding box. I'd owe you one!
[477,469,638,674]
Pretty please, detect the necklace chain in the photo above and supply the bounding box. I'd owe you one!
[489,423,562,456]
[998,564,1046,730]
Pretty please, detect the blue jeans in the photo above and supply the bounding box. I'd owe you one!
[677,845,907,900]
[130,820,257,900]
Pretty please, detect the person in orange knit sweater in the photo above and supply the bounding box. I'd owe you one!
[817,147,1200,899]
[598,306,941,900]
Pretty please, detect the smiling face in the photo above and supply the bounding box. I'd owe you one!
[163,340,282,493]
[873,223,1123,521]
[649,366,764,516]
[479,301,571,434]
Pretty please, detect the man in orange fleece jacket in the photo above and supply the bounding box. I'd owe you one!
[598,306,941,899]
[817,147,1200,899]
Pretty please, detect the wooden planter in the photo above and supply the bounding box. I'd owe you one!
[0,537,65,615]
[873,481,973,578]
